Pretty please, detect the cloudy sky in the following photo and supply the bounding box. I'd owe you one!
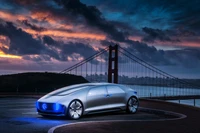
[0,0,200,78]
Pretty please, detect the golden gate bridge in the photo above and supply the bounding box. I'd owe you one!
[60,45,200,100]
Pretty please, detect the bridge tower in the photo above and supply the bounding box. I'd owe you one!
[108,45,118,83]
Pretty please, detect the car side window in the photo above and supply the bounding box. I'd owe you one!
[107,86,125,94]
[88,86,107,96]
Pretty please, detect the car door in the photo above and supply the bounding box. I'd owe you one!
[86,86,108,111]
[106,85,126,107]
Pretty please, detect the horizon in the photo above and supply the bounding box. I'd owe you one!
[0,71,200,80]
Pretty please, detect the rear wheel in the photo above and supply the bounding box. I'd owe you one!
[126,97,139,114]
[67,100,83,120]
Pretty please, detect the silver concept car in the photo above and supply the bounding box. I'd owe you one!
[36,83,139,119]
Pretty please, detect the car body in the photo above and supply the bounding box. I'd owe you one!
[36,83,139,119]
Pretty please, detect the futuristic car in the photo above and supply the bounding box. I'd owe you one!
[36,83,139,119]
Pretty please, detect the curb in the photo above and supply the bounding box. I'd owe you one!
[48,107,186,133]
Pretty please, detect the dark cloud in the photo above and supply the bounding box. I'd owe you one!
[0,22,45,55]
[0,22,59,61]
[22,55,51,62]
[165,48,200,68]
[82,0,200,38]
[43,36,58,46]
[53,0,128,42]
[101,40,116,47]
[0,22,97,62]
[3,0,129,42]
[142,27,180,43]
[21,20,46,32]
[43,35,96,61]
[173,28,196,37]
[60,42,96,61]
[14,0,42,5]
[126,41,200,68]
[0,0,135,42]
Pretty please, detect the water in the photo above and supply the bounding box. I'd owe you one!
[125,85,200,97]
[124,85,200,108]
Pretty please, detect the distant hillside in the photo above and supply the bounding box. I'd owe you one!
[0,72,88,93]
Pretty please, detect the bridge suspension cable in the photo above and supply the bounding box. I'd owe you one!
[118,46,200,89]
[60,47,109,73]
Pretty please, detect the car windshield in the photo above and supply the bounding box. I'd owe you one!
[48,84,95,96]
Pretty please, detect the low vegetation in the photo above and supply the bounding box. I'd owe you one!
[0,72,88,93]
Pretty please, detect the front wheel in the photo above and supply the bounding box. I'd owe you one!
[67,100,83,120]
[126,97,139,114]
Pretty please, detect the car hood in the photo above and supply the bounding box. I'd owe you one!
[38,95,65,103]
[37,87,89,103]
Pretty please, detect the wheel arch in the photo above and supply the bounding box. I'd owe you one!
[66,99,84,119]
[126,96,139,113]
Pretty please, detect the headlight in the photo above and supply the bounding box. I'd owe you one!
[36,101,39,109]
[53,103,63,112]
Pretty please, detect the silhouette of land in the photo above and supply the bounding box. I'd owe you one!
[0,72,200,93]
[0,72,88,93]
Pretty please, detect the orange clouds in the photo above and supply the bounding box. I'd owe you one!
[24,28,106,40]
[180,41,200,48]
[0,35,21,59]
[0,10,26,22]
[128,36,142,42]
[149,39,200,48]
[0,35,9,49]
[0,10,73,31]
[0,51,21,59]
[0,9,108,42]
[30,11,73,30]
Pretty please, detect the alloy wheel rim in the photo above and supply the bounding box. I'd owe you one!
[128,97,138,113]
[69,100,82,119]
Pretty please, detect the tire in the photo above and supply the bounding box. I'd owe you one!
[67,100,83,120]
[126,96,139,114]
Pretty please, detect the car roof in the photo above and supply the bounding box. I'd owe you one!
[47,83,125,96]
[76,82,118,87]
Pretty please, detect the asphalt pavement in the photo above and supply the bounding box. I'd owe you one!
[0,97,176,133]
[54,99,200,133]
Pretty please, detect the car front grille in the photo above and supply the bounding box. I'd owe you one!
[37,102,65,114]
[37,102,54,111]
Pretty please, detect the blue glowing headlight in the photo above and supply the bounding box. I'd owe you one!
[53,103,62,112]
[35,101,39,109]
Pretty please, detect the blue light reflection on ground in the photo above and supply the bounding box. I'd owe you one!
[11,117,70,125]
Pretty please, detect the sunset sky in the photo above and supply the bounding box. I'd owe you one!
[0,0,200,78]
